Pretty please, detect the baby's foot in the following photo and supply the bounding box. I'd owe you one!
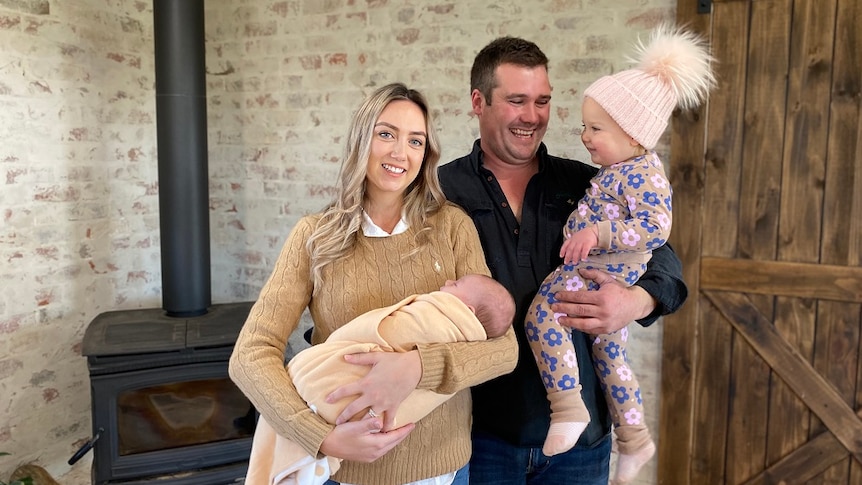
[542,421,588,456]
[611,440,656,484]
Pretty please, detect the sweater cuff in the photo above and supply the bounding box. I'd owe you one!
[414,343,448,390]
[595,221,612,248]
[287,408,334,458]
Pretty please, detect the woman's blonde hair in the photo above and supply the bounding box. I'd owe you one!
[306,83,444,291]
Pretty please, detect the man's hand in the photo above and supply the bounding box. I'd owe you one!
[550,268,656,334]
[326,350,421,432]
[319,417,415,462]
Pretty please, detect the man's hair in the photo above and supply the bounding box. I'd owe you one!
[470,36,549,104]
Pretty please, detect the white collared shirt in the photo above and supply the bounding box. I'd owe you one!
[361,209,409,236]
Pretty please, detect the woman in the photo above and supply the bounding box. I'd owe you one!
[229,83,518,485]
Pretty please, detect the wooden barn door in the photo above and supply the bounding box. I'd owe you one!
[659,0,862,483]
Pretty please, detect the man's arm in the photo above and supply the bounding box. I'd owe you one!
[550,243,687,333]
[632,242,688,325]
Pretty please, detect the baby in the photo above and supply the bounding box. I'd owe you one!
[246,273,515,485]
[525,24,715,484]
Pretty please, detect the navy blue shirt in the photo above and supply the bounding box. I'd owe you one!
[439,140,687,447]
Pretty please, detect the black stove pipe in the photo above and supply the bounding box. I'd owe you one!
[153,0,210,317]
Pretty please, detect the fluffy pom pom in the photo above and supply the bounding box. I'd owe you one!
[630,24,717,110]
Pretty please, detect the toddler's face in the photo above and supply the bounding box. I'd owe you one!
[580,97,641,167]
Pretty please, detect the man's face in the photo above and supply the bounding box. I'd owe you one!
[472,63,551,168]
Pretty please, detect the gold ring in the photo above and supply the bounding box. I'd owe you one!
[368,408,379,418]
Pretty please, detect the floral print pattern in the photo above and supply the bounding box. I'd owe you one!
[525,152,672,436]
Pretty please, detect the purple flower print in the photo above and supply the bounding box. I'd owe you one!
[606,264,624,274]
[562,349,577,368]
[541,370,555,389]
[624,407,643,425]
[541,350,558,372]
[626,194,637,212]
[627,173,645,189]
[595,358,611,378]
[543,327,565,347]
[650,173,667,188]
[525,320,539,342]
[621,229,641,247]
[534,304,548,324]
[616,365,633,382]
[610,385,630,404]
[643,191,660,207]
[557,374,578,390]
[646,237,665,249]
[657,213,670,230]
[565,275,585,291]
[603,341,621,359]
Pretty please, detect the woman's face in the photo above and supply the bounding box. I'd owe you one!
[364,99,428,202]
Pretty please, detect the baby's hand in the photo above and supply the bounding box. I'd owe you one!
[560,227,598,263]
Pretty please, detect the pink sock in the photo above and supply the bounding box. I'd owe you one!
[611,440,656,484]
[542,421,588,456]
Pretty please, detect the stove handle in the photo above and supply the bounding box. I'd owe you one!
[68,427,103,465]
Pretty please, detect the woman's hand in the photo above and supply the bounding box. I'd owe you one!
[550,268,656,334]
[326,350,422,432]
[319,416,415,462]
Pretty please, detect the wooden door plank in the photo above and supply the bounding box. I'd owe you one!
[812,301,862,482]
[727,336,771,482]
[735,1,788,262]
[727,1,792,480]
[743,408,862,485]
[659,2,713,483]
[704,290,862,463]
[691,300,733,484]
[778,0,838,462]
[823,1,862,480]
[771,1,837,470]
[822,0,862,269]
[777,0,833,263]
[768,296,816,465]
[700,257,862,303]
[680,1,750,482]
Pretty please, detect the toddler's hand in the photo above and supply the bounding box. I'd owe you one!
[560,227,598,263]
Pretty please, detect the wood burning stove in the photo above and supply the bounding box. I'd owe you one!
[82,303,256,485]
[75,1,263,483]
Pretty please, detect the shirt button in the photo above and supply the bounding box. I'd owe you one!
[486,176,493,181]
[501,202,508,208]
[514,228,519,235]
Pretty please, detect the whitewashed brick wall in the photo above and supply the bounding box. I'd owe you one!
[0,1,675,483]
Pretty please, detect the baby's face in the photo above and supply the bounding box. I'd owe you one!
[439,276,480,308]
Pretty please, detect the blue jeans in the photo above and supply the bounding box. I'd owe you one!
[324,462,469,485]
[468,430,611,485]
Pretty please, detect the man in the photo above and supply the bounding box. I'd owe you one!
[439,36,687,484]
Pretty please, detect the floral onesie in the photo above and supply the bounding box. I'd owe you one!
[525,151,672,453]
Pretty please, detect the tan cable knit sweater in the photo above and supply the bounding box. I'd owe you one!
[230,203,518,485]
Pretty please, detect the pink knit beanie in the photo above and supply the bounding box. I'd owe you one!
[583,25,716,149]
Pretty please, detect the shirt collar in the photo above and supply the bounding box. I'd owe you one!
[361,209,409,237]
